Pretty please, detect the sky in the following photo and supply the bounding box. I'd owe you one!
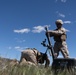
[0,0,76,62]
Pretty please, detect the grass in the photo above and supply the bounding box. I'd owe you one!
[0,57,76,75]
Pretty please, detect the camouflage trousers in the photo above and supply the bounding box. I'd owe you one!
[53,41,69,58]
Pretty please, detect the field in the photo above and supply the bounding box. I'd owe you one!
[0,57,76,75]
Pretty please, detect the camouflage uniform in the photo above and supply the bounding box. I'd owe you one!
[47,19,69,58]
[20,48,50,67]
[20,49,40,65]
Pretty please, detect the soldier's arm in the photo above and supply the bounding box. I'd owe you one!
[47,30,65,36]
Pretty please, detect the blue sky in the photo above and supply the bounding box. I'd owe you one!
[0,0,76,61]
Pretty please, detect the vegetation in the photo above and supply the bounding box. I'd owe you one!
[0,57,76,75]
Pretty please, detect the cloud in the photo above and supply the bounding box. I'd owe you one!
[32,25,50,33]
[62,27,70,32]
[61,0,67,2]
[14,46,21,49]
[56,0,67,3]
[15,38,26,43]
[32,26,45,33]
[14,25,50,34]
[64,21,71,24]
[18,40,26,43]
[65,29,70,32]
[14,28,30,34]
[14,46,28,51]
[7,47,12,50]
[56,11,65,18]
[59,13,65,18]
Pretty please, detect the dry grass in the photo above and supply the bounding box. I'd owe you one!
[0,57,76,75]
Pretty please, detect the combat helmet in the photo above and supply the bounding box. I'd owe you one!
[55,19,63,25]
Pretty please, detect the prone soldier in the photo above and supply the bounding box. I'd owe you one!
[19,48,50,67]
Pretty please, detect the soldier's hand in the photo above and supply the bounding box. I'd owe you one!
[45,30,53,37]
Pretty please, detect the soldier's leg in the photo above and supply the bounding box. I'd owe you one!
[61,49,69,58]
[20,53,37,64]
[23,53,37,65]
[54,42,59,58]
[61,42,69,58]
[29,55,37,65]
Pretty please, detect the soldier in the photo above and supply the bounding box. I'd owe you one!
[46,19,69,58]
[19,48,50,67]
